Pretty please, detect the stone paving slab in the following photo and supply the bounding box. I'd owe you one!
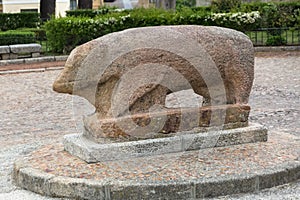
[13,131,299,199]
[0,51,299,199]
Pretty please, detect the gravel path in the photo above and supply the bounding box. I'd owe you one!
[0,52,299,199]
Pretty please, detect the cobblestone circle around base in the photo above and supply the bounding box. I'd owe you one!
[0,51,299,199]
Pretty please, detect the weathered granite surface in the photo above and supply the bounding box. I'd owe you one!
[83,104,250,141]
[64,123,267,163]
[53,25,254,140]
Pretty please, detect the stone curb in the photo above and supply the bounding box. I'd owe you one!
[0,55,68,66]
[0,67,64,75]
[254,46,300,52]
[13,160,300,200]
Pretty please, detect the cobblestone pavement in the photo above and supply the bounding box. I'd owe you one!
[0,52,299,199]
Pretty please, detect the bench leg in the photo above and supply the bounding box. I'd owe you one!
[9,53,18,59]
[1,54,10,60]
[31,53,40,58]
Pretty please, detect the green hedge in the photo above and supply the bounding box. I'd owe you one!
[65,2,300,27]
[211,0,242,13]
[45,8,262,53]
[176,0,197,9]
[66,6,122,17]
[211,1,300,27]
[0,31,36,45]
[240,2,300,28]
[65,1,300,28]
[0,13,40,31]
[45,2,300,53]
[17,28,47,40]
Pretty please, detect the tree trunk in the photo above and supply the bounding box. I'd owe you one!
[40,0,56,21]
[156,0,176,10]
[78,0,93,9]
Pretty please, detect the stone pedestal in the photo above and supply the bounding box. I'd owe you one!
[62,104,267,163]
[64,123,267,163]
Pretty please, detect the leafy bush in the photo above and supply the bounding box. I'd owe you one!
[266,35,287,46]
[240,2,300,28]
[44,14,133,53]
[176,0,196,9]
[45,8,262,53]
[211,0,242,12]
[191,6,212,13]
[0,13,40,31]
[66,6,124,17]
[205,11,261,31]
[17,28,47,40]
[42,2,300,53]
[0,31,36,45]
[295,9,300,27]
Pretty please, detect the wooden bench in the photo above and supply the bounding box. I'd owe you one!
[0,43,42,60]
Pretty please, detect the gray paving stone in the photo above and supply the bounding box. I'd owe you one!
[0,51,299,199]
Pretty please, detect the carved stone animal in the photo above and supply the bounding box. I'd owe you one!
[53,25,254,139]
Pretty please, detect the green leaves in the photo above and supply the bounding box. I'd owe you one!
[44,2,300,53]
[0,13,40,31]
[0,31,35,45]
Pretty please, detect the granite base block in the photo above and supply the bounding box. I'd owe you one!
[64,123,267,163]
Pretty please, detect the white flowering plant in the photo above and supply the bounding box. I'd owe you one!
[205,11,261,31]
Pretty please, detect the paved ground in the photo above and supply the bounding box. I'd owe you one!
[0,51,299,199]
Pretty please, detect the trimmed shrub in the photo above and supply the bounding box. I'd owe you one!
[0,13,40,31]
[266,35,287,46]
[44,8,262,53]
[295,8,300,27]
[17,28,47,40]
[66,6,123,17]
[176,0,196,9]
[211,0,242,12]
[41,2,299,53]
[0,31,36,45]
[44,14,133,53]
[240,2,300,28]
